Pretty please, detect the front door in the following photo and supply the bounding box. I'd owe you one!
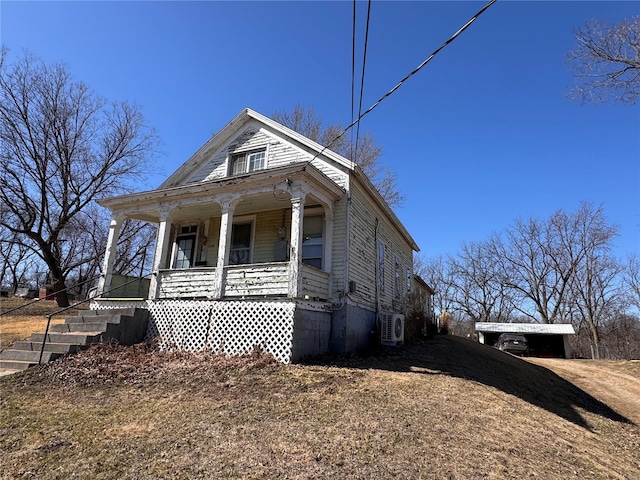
[230,223,252,265]
[175,235,196,269]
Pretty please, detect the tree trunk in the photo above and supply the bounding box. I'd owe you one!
[52,278,70,308]
[589,323,600,359]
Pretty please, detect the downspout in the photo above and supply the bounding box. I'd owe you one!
[344,192,351,301]
[374,217,380,322]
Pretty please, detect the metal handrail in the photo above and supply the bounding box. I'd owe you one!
[38,274,152,365]
[0,274,101,316]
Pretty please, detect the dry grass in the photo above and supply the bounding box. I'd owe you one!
[0,298,88,348]
[1,333,639,479]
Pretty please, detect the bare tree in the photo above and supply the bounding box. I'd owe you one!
[0,50,158,306]
[415,254,455,318]
[490,218,563,323]
[570,253,624,358]
[451,240,515,323]
[273,104,404,207]
[600,312,640,360]
[567,16,640,104]
[624,254,640,311]
[488,203,618,324]
[0,231,38,293]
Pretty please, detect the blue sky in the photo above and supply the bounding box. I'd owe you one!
[2,1,639,260]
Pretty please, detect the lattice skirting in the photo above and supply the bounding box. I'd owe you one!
[90,299,296,363]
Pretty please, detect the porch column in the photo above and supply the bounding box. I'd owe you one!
[97,212,125,296]
[288,188,306,298]
[212,197,240,299]
[322,203,334,273]
[149,207,173,300]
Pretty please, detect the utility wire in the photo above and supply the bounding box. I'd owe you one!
[313,0,497,164]
[355,0,372,163]
[350,0,357,160]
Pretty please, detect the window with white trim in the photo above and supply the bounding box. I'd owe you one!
[230,149,266,176]
[302,215,323,270]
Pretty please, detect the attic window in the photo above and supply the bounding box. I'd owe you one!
[230,149,266,175]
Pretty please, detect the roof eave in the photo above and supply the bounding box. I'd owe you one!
[352,165,419,252]
[97,162,344,212]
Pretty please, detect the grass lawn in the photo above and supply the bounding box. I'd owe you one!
[0,298,88,348]
[1,330,639,479]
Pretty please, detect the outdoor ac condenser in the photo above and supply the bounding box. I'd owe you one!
[381,312,404,346]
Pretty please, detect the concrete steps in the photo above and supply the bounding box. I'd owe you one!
[12,341,82,354]
[0,307,149,373]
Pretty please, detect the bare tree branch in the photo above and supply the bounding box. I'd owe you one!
[273,104,404,207]
[567,16,640,104]
[0,49,158,306]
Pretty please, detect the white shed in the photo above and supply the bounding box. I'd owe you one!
[475,322,576,359]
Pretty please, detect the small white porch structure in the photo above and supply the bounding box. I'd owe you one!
[97,163,342,303]
[93,163,343,363]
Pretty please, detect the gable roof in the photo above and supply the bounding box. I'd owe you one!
[157,107,419,252]
[159,108,355,189]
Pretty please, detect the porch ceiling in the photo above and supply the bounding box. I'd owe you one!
[168,192,304,221]
[116,188,330,224]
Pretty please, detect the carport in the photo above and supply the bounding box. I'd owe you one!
[475,322,575,359]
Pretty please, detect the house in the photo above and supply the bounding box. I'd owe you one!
[475,322,576,359]
[93,108,419,363]
[408,275,436,337]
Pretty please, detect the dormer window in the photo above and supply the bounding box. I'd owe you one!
[230,149,266,175]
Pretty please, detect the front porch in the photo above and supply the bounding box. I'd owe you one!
[96,163,343,304]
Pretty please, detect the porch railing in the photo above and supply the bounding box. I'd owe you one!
[224,263,289,297]
[102,274,151,299]
[157,267,217,298]
[300,264,329,301]
[155,262,329,300]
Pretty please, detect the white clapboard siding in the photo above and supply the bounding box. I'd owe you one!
[300,264,330,300]
[330,198,347,296]
[224,263,289,297]
[157,268,217,298]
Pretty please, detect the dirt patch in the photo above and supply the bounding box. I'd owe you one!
[527,358,640,425]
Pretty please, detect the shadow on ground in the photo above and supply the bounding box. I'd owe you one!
[308,335,633,430]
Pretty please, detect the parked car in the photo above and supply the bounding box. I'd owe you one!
[495,333,529,356]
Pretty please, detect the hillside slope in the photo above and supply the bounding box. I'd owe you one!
[1,335,638,479]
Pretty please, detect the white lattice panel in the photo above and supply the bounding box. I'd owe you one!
[148,300,213,352]
[90,298,296,363]
[207,301,295,363]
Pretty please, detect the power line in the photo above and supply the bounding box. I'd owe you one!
[355,0,372,163]
[314,0,498,164]
[350,0,357,160]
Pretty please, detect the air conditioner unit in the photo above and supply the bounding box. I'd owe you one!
[381,312,404,346]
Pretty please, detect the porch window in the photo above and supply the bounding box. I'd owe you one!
[230,222,252,265]
[174,225,198,269]
[302,215,323,270]
[230,149,266,176]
